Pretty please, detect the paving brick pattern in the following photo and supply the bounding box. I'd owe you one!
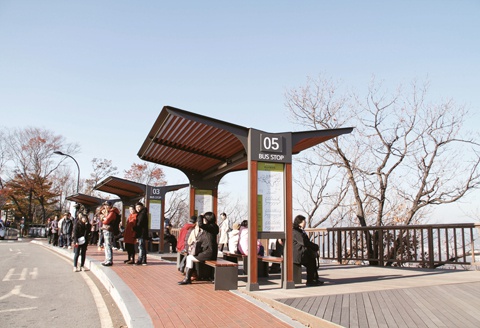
[87,248,292,328]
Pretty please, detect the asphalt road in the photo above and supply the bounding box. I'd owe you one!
[0,239,126,328]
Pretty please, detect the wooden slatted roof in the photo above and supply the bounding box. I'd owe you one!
[138,106,353,180]
[94,176,147,200]
[65,193,108,209]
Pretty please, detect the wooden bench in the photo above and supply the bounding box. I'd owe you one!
[205,259,238,290]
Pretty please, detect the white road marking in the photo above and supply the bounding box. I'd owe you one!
[0,307,38,313]
[0,285,38,300]
[29,267,38,279]
[49,251,114,328]
[3,268,28,281]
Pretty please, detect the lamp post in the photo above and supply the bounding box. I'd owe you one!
[54,151,80,194]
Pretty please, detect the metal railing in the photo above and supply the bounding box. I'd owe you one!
[306,223,480,269]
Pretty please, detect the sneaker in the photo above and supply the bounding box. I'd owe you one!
[81,267,90,271]
[142,263,147,266]
[73,267,80,272]
[126,260,134,264]
[123,259,130,263]
[68,246,72,249]
[101,262,113,267]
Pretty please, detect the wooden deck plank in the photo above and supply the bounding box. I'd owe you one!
[314,295,329,318]
[330,294,343,325]
[447,284,480,322]
[403,288,446,328]
[377,290,403,328]
[323,295,337,322]
[302,296,316,314]
[362,293,379,328]
[349,293,359,328]
[388,289,422,328]
[368,291,389,328]
[395,288,429,328]
[339,294,350,327]
[355,292,369,328]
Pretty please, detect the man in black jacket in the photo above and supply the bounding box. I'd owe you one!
[135,202,149,265]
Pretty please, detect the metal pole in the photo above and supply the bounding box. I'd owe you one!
[53,151,80,193]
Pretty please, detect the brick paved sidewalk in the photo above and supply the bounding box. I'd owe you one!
[87,247,296,328]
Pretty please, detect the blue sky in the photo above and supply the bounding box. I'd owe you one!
[1,1,479,222]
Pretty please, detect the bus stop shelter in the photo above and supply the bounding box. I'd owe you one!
[65,193,110,214]
[137,106,353,290]
[94,176,188,252]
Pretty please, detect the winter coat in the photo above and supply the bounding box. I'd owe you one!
[293,227,319,265]
[62,218,73,235]
[123,213,137,244]
[177,222,195,252]
[195,220,219,261]
[228,229,240,253]
[103,207,120,231]
[135,207,149,239]
[218,218,229,244]
[237,226,249,255]
[73,220,91,244]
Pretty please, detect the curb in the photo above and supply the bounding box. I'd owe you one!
[32,240,154,328]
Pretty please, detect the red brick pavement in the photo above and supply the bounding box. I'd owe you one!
[88,248,292,328]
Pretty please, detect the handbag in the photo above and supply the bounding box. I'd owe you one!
[78,236,86,245]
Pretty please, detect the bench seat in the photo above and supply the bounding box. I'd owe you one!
[205,259,238,290]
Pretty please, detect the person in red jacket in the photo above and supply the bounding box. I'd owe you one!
[123,205,138,264]
[101,201,120,266]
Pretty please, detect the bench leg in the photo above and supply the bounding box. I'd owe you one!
[213,266,237,290]
[294,264,302,284]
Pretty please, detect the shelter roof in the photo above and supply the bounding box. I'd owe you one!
[94,176,146,200]
[65,194,105,208]
[137,106,353,180]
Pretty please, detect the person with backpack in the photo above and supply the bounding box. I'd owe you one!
[101,201,120,266]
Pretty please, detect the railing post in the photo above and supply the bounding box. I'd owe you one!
[378,228,384,266]
[337,230,342,264]
[428,226,435,269]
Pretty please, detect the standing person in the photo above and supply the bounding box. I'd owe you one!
[134,202,149,266]
[101,201,120,267]
[89,213,99,246]
[58,214,65,248]
[62,213,74,249]
[123,205,137,264]
[51,216,59,246]
[178,212,219,285]
[45,218,52,244]
[218,212,229,252]
[73,212,91,272]
[293,214,323,287]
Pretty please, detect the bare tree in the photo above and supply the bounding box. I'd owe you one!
[286,76,480,264]
[84,158,118,196]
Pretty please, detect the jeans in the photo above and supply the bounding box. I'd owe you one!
[73,244,87,268]
[103,231,113,263]
[138,238,147,264]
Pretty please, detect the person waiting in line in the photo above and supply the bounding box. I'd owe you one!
[58,214,65,247]
[123,205,137,264]
[178,212,219,285]
[164,223,177,253]
[101,201,120,267]
[293,214,323,287]
[73,212,91,272]
[62,212,74,249]
[134,202,149,265]
[51,216,59,246]
[237,220,249,255]
[228,222,240,253]
[217,212,229,251]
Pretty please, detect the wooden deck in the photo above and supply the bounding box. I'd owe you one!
[241,264,480,328]
[277,282,480,327]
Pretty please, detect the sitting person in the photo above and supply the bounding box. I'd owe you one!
[164,224,177,253]
[177,216,197,273]
[293,214,323,287]
[178,212,219,285]
[237,220,262,255]
[228,223,240,253]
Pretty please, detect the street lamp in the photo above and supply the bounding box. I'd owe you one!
[54,151,80,194]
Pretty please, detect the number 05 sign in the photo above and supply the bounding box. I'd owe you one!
[250,130,292,163]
